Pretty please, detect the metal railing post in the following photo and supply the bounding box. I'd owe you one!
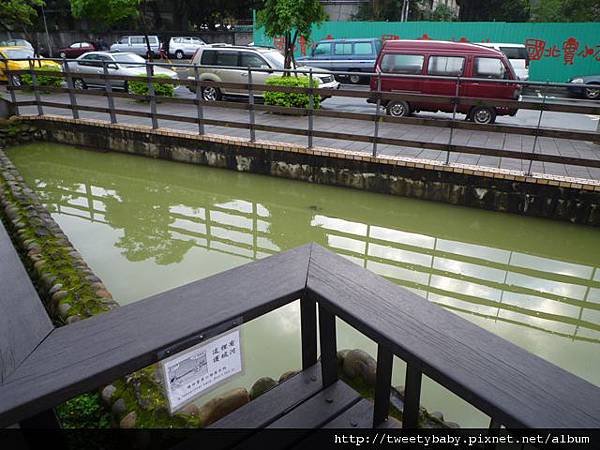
[146,62,158,129]
[247,67,255,143]
[4,61,19,115]
[526,81,548,176]
[308,68,314,149]
[446,76,460,165]
[28,58,43,116]
[63,58,79,120]
[194,64,204,135]
[102,61,116,124]
[372,71,382,157]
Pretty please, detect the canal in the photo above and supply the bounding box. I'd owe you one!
[6,142,600,427]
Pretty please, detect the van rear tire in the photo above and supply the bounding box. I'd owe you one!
[386,101,411,117]
[470,106,496,125]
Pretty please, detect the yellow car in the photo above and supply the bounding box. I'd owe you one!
[0,46,62,86]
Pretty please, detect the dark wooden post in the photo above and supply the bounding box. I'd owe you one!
[373,344,393,427]
[300,295,317,370]
[247,67,256,142]
[526,81,548,176]
[146,62,158,129]
[4,61,19,115]
[102,61,116,124]
[308,68,314,149]
[402,362,423,429]
[63,58,79,120]
[318,304,338,387]
[372,72,382,157]
[28,58,43,116]
[194,65,204,135]
[445,76,460,165]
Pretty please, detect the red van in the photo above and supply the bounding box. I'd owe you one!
[368,40,520,124]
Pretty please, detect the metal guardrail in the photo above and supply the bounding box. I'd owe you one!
[4,58,600,176]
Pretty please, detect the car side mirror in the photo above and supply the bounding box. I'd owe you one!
[107,63,118,70]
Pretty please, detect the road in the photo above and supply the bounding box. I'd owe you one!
[3,82,600,181]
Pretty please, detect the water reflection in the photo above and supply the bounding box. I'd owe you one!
[29,155,600,345]
[9,143,600,426]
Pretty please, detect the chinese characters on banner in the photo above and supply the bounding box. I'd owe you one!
[160,329,243,413]
[525,38,600,65]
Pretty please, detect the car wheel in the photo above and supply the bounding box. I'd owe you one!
[386,101,410,117]
[470,106,496,125]
[584,85,600,100]
[348,73,362,84]
[72,78,86,90]
[175,50,184,60]
[9,75,22,88]
[202,86,221,102]
[59,51,67,59]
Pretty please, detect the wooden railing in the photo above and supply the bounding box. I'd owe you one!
[4,58,600,176]
[1,215,599,429]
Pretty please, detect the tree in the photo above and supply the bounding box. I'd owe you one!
[70,0,155,61]
[456,0,531,22]
[353,0,438,21]
[532,0,600,22]
[0,0,44,31]
[257,0,327,71]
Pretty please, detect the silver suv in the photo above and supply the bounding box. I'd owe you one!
[110,35,161,57]
[183,44,340,102]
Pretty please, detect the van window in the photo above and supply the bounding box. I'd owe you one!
[118,37,129,44]
[474,57,506,79]
[500,47,528,60]
[354,42,373,55]
[314,43,332,56]
[381,54,424,74]
[216,51,239,67]
[334,43,353,55]
[427,56,464,76]
[131,37,144,45]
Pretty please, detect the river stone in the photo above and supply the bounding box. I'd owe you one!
[51,290,69,304]
[96,289,112,299]
[58,303,71,318]
[342,349,377,386]
[111,398,127,417]
[101,385,117,405]
[337,349,350,367]
[278,370,300,383]
[249,377,277,400]
[120,411,137,429]
[49,283,63,296]
[430,411,444,421]
[197,388,250,426]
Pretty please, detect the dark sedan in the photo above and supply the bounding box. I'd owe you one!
[567,74,600,100]
[58,42,96,59]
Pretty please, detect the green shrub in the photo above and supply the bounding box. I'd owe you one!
[56,392,111,428]
[21,65,63,89]
[128,74,175,98]
[264,75,321,110]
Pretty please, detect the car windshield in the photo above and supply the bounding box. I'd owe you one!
[262,51,284,69]
[111,53,145,66]
[3,49,34,59]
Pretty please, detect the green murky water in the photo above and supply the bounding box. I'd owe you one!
[7,143,600,427]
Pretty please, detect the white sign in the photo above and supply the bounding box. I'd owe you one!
[160,329,242,413]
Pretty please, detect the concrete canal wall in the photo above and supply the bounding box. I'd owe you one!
[17,116,600,227]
